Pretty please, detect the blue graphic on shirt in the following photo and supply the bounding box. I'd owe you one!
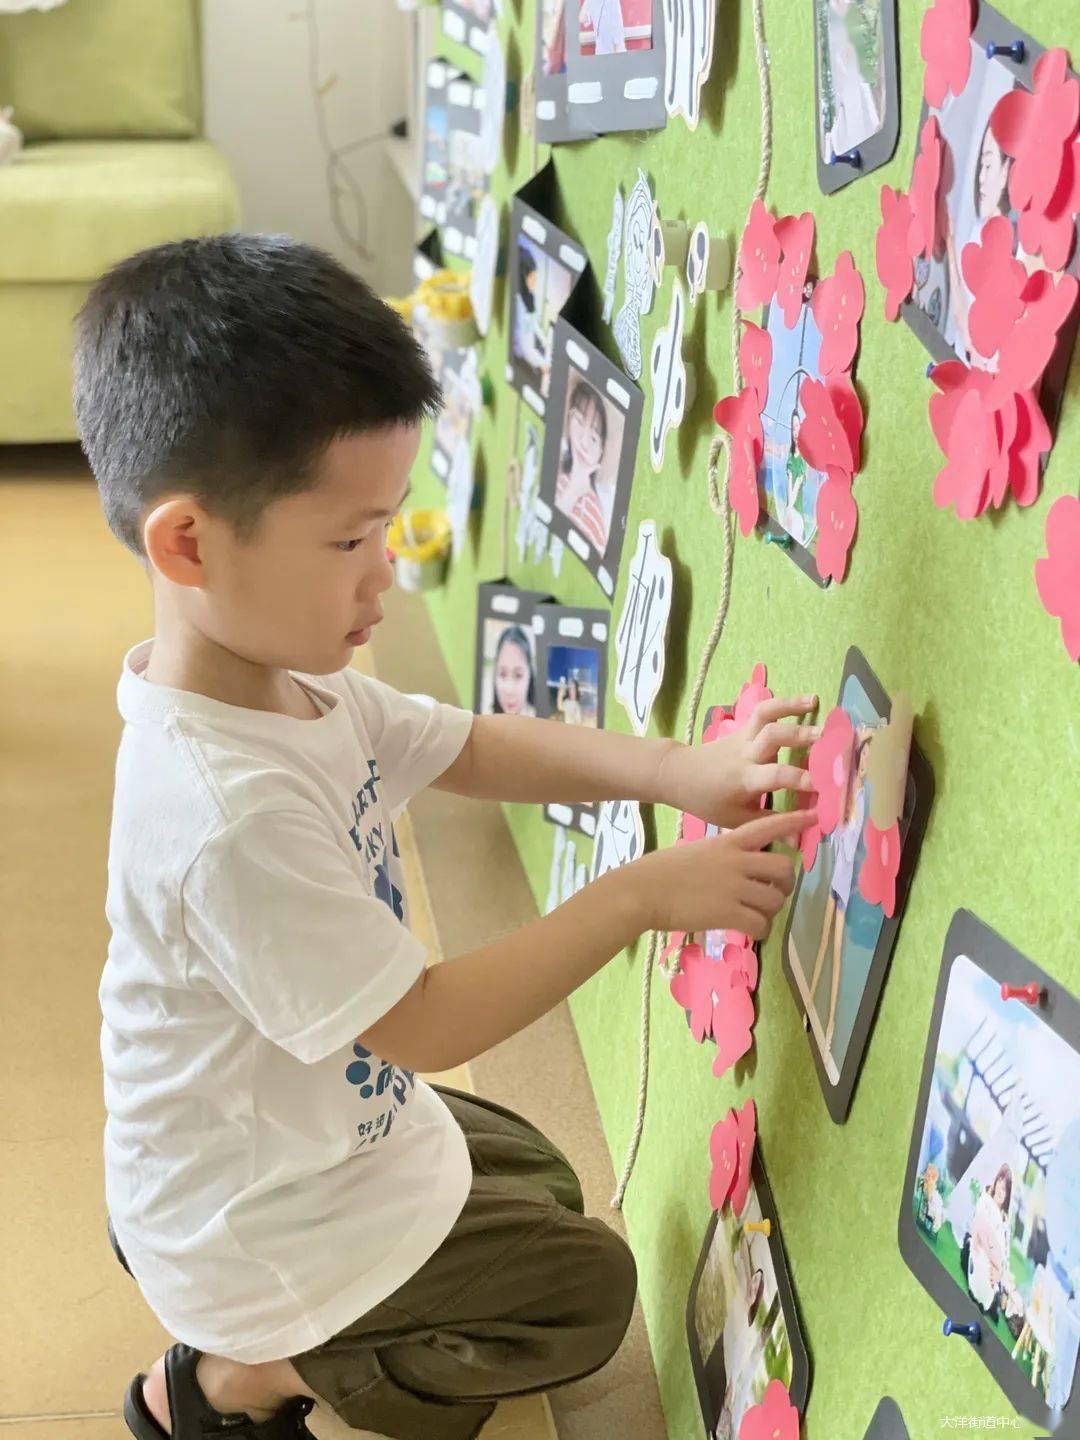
[346,1042,416,1144]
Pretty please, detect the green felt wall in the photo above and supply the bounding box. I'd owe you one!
[411,5,1080,1437]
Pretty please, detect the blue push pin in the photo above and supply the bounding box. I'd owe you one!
[943,1318,981,1344]
[764,531,793,550]
[985,40,1025,63]
[829,148,862,169]
[926,361,936,378]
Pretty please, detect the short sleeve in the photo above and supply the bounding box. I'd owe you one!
[341,672,473,818]
[182,810,428,1063]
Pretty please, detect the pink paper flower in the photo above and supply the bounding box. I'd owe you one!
[995,269,1080,398]
[907,118,944,261]
[739,320,773,410]
[797,789,823,870]
[991,48,1080,221]
[714,388,764,536]
[1035,494,1080,662]
[738,1379,800,1440]
[932,387,1001,519]
[961,216,1028,361]
[811,250,865,376]
[807,705,854,835]
[774,212,816,330]
[815,471,858,583]
[827,373,864,475]
[712,981,755,1080]
[709,1110,740,1211]
[919,0,974,109]
[732,661,772,729]
[798,378,857,480]
[730,1099,757,1218]
[876,185,915,322]
[670,942,719,1043]
[722,942,760,994]
[661,929,687,963]
[1005,389,1052,509]
[737,199,781,311]
[1017,134,1080,272]
[858,820,902,917]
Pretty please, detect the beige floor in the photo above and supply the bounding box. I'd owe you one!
[0,447,551,1440]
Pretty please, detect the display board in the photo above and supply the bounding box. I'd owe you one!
[410,5,1080,1436]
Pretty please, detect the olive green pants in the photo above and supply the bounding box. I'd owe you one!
[290,1087,637,1440]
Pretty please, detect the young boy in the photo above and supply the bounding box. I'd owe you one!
[75,234,818,1440]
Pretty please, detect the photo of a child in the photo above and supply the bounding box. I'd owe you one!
[786,674,889,1083]
[423,99,449,198]
[546,645,600,728]
[542,0,568,75]
[555,372,624,558]
[912,950,1080,1411]
[481,620,538,717]
[815,0,888,161]
[578,0,652,56]
[512,237,576,400]
[759,295,826,553]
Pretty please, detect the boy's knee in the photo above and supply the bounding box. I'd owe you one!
[571,1221,637,1370]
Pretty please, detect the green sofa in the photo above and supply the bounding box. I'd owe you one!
[0,0,242,442]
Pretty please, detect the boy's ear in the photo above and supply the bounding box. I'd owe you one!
[143,497,209,588]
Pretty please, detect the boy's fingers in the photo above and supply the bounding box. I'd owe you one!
[753,721,822,758]
[755,762,815,795]
[742,879,788,916]
[750,695,819,734]
[735,807,818,851]
[745,850,796,892]
[734,906,771,943]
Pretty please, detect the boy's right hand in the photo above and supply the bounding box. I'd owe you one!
[634,808,816,942]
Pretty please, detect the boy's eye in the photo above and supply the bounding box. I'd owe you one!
[336,538,364,552]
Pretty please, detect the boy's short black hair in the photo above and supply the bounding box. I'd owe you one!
[73,232,441,556]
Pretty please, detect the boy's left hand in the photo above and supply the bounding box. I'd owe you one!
[657,696,820,830]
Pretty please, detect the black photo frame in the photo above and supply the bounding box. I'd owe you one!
[781,646,935,1124]
[862,1398,909,1440]
[902,3,1079,443]
[814,0,900,194]
[899,910,1080,1430]
[505,188,589,417]
[537,317,643,601]
[565,0,667,136]
[473,581,555,720]
[535,0,596,144]
[533,600,611,837]
[420,63,486,260]
[686,1146,811,1440]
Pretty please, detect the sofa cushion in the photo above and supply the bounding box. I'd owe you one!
[0,140,242,284]
[0,0,201,142]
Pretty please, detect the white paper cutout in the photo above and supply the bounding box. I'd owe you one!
[470,194,499,337]
[662,0,716,131]
[614,520,673,737]
[515,422,544,564]
[613,170,657,382]
[602,185,625,325]
[590,799,646,882]
[648,279,688,471]
[548,533,565,576]
[647,207,666,290]
[446,440,475,559]
[686,220,710,303]
[478,25,506,176]
[546,824,588,914]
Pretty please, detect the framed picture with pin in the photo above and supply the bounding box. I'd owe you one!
[533,600,611,837]
[473,582,554,719]
[506,191,588,418]
[814,0,900,194]
[565,0,667,136]
[535,0,596,143]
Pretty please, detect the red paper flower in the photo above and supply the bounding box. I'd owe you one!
[737,199,781,311]
[670,942,719,1043]
[991,48,1080,220]
[722,942,760,994]
[961,216,1028,361]
[712,981,755,1080]
[798,789,822,870]
[932,387,1000,519]
[1017,135,1080,272]
[709,1110,740,1211]
[828,374,864,475]
[738,1379,800,1440]
[730,1099,757,1218]
[732,661,772,729]
[876,185,915,322]
[715,388,764,536]
[920,0,974,109]
[739,321,772,410]
[774,211,816,330]
[858,820,902,917]
[811,250,865,376]
[1035,494,1080,662]
[929,363,1052,516]
[1005,389,1052,508]
[908,118,944,262]
[807,705,854,835]
[995,269,1080,398]
[798,378,857,479]
[815,471,859,583]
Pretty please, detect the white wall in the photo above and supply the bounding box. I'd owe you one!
[202,0,419,294]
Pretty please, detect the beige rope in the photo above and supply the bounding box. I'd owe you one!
[610,0,773,1211]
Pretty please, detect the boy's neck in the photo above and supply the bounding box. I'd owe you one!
[143,613,319,720]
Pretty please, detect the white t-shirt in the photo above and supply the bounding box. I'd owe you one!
[100,641,474,1364]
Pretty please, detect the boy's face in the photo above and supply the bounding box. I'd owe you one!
[190,423,418,676]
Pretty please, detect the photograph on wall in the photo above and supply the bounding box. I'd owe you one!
[534,601,610,836]
[443,73,487,259]
[900,910,1080,1430]
[537,319,643,601]
[782,648,934,1123]
[686,1151,810,1440]
[442,0,495,55]
[904,6,1080,434]
[431,346,481,484]
[814,0,899,193]
[565,0,666,135]
[535,0,596,143]
[419,60,453,229]
[505,197,588,417]
[473,582,554,718]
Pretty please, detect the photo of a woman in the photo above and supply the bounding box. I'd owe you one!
[966,1164,1014,1316]
[545,645,600,727]
[512,238,575,399]
[556,676,583,726]
[489,624,537,717]
[555,375,617,557]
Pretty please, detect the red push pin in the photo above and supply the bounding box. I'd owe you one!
[1000,981,1044,1006]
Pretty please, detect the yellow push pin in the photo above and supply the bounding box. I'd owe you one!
[744,1218,772,1238]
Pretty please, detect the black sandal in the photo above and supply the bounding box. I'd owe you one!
[123,1344,316,1440]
